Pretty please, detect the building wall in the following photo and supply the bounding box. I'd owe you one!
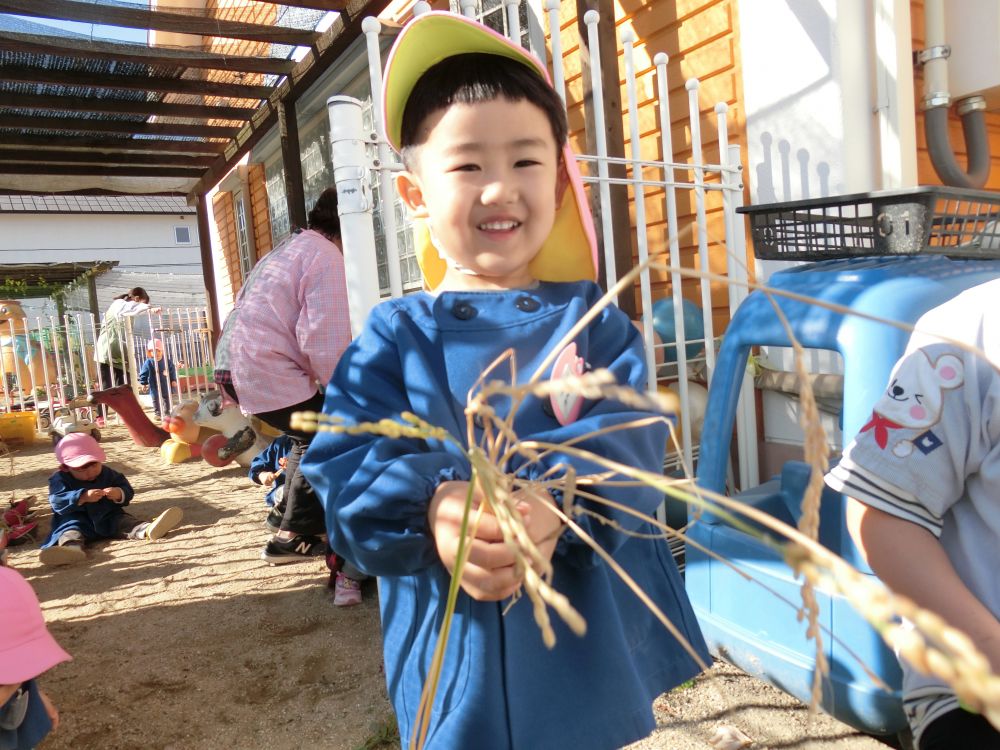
[0,213,201,274]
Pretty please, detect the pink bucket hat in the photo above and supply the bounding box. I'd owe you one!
[0,566,72,683]
[382,11,598,291]
[54,431,106,468]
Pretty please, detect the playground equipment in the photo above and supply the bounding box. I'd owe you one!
[0,300,56,397]
[193,390,270,468]
[160,399,213,464]
[649,297,705,364]
[688,187,1000,737]
[88,385,169,448]
[48,395,101,444]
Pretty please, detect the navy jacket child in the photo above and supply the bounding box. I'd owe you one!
[39,432,183,566]
[248,434,291,507]
[138,338,177,418]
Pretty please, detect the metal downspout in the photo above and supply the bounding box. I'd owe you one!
[921,0,991,188]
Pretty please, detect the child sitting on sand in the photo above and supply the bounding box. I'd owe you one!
[39,432,183,566]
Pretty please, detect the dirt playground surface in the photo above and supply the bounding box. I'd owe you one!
[4,424,896,749]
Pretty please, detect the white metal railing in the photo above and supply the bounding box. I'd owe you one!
[328,4,759,491]
[0,306,215,433]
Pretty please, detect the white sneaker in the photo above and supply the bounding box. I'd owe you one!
[39,542,86,566]
[145,507,183,540]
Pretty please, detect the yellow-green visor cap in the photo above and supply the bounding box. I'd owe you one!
[382,11,598,291]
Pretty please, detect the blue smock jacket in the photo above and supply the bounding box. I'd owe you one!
[138,356,176,396]
[302,281,708,750]
[248,434,291,507]
[41,465,135,548]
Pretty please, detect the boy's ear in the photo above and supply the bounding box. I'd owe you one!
[555,158,570,207]
[395,171,429,218]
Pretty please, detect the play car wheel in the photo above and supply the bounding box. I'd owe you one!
[201,433,232,467]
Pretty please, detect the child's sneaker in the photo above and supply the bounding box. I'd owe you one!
[39,541,86,566]
[332,572,362,607]
[260,535,326,565]
[144,507,184,540]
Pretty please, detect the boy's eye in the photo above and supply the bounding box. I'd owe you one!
[514,159,542,168]
[450,163,480,172]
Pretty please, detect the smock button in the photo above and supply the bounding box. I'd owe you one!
[515,296,540,312]
[451,301,477,320]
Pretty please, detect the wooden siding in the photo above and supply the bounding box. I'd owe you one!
[211,190,242,299]
[245,163,274,261]
[912,1,1000,190]
[553,0,746,331]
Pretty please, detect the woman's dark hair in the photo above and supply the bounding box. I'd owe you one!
[399,53,567,166]
[307,188,341,239]
[115,287,149,303]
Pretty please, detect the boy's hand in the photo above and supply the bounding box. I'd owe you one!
[81,489,104,504]
[429,481,522,602]
[511,486,564,572]
[260,471,276,486]
[103,487,124,502]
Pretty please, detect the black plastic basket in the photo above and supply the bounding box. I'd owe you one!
[738,186,1000,261]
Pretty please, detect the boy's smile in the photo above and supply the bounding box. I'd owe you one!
[397,97,568,291]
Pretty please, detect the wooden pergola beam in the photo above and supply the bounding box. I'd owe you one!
[0,114,239,139]
[0,164,204,178]
[0,149,216,167]
[0,64,272,100]
[0,0,324,47]
[238,0,348,9]
[189,0,391,198]
[0,91,255,122]
[2,134,226,155]
[0,31,296,75]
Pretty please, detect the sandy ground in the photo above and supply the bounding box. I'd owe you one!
[4,423,898,750]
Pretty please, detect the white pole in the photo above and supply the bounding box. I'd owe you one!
[504,0,521,42]
[48,316,66,408]
[622,29,656,393]
[328,95,381,337]
[62,314,78,401]
[545,0,566,104]
[412,1,431,16]
[4,320,21,412]
[728,142,759,489]
[686,78,715,379]
[460,0,477,18]
[86,312,107,423]
[584,10,617,290]
[655,53,693,470]
[36,318,54,428]
[19,317,39,414]
[0,325,11,412]
[362,16,403,299]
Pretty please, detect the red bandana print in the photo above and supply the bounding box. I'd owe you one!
[860,410,904,450]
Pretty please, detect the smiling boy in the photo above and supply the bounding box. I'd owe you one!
[302,12,708,749]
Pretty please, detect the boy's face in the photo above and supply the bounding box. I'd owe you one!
[151,349,163,360]
[397,97,568,291]
[67,460,102,482]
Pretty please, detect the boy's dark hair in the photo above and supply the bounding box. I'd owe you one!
[307,187,341,239]
[400,53,567,166]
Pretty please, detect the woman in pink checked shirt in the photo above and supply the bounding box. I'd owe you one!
[213,188,366,605]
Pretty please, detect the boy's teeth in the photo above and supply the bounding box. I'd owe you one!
[479,220,519,230]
